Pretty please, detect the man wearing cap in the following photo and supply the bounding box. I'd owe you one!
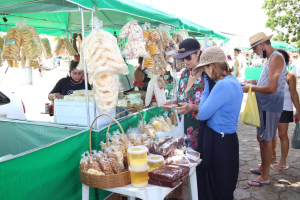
[242,32,287,186]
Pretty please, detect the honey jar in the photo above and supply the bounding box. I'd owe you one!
[147,155,164,172]
[129,165,149,188]
[127,145,148,169]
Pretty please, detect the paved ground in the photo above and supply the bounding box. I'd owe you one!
[181,82,300,200]
[1,62,300,199]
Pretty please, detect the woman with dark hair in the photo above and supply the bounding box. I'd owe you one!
[48,60,92,101]
[196,47,243,200]
[270,49,300,170]
[133,57,151,91]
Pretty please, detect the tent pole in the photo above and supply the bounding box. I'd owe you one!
[91,6,98,131]
[80,6,90,127]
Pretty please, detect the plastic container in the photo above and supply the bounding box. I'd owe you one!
[73,90,93,96]
[117,99,128,107]
[129,165,149,188]
[74,96,86,101]
[147,155,164,172]
[127,146,148,169]
[63,95,74,101]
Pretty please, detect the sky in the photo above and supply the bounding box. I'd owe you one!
[135,0,273,39]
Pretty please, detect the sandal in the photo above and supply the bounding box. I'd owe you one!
[250,168,261,175]
[248,179,270,187]
[271,164,289,171]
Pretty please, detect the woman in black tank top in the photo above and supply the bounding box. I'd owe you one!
[134,57,150,91]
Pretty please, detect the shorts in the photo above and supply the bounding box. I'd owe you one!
[279,110,294,123]
[257,111,282,141]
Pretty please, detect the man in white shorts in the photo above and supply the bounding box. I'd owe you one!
[242,32,287,187]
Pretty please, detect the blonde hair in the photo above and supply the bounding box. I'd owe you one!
[209,62,233,80]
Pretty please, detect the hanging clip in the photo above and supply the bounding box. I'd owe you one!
[221,132,225,138]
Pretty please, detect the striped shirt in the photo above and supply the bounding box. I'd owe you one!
[256,51,287,112]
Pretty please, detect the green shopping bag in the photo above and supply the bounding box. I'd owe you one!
[242,85,261,128]
[292,123,300,149]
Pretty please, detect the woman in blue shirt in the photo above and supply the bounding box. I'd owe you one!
[195,47,243,200]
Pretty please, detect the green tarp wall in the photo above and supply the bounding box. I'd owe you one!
[0,107,165,200]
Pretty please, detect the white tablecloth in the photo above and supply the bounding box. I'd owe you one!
[82,165,198,200]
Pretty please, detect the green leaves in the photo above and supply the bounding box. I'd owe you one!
[263,0,300,48]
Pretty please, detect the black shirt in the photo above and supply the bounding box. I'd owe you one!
[49,77,92,96]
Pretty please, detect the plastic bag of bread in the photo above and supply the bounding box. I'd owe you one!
[178,29,189,40]
[40,37,53,59]
[2,26,21,61]
[27,59,39,69]
[80,17,128,76]
[148,29,160,42]
[108,158,123,174]
[148,41,158,56]
[119,20,131,39]
[53,37,63,57]
[58,40,66,56]
[142,22,150,43]
[98,158,114,175]
[143,53,153,69]
[0,35,4,51]
[61,35,78,56]
[161,25,171,48]
[26,25,42,56]
[20,24,38,60]
[20,47,26,68]
[128,18,143,41]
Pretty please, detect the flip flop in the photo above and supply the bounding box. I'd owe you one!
[271,164,289,171]
[250,168,261,175]
[248,179,270,187]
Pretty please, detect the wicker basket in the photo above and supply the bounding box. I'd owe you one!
[80,109,145,189]
[80,113,131,189]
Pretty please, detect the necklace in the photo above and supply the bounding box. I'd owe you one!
[190,69,199,78]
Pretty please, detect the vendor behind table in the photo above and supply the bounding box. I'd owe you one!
[134,57,151,91]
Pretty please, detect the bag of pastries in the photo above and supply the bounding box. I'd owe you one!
[0,35,4,51]
[40,37,53,59]
[20,47,26,68]
[62,36,78,56]
[26,25,42,56]
[20,24,38,60]
[2,27,21,61]
[53,37,63,57]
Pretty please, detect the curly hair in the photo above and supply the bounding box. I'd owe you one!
[276,49,290,65]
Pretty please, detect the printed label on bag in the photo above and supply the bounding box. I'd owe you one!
[5,40,15,45]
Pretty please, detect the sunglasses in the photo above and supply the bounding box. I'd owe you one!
[181,54,192,61]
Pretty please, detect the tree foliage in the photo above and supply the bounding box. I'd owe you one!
[263,0,300,47]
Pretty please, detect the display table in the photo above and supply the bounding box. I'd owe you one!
[82,165,198,200]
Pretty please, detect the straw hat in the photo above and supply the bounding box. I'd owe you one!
[195,47,229,69]
[248,32,273,50]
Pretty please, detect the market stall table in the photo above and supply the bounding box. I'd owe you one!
[82,164,198,200]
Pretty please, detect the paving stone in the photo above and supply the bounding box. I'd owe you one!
[286,156,299,163]
[238,172,248,181]
[272,174,296,184]
[252,190,278,200]
[233,188,251,200]
[289,182,300,193]
[261,182,287,193]
[283,167,300,177]
[239,165,252,173]
[290,162,300,170]
[246,160,261,167]
[269,168,282,175]
[280,191,299,200]
[239,160,246,166]
[240,154,256,161]
[240,145,254,151]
